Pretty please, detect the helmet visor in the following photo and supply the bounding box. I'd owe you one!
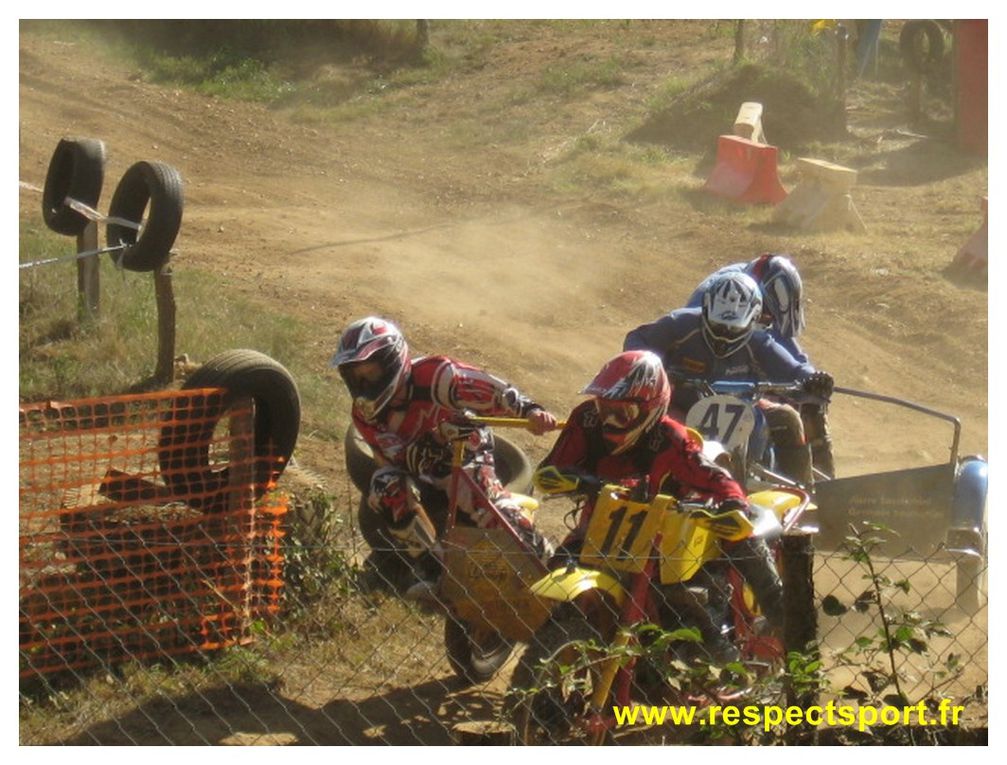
[339,355,397,403]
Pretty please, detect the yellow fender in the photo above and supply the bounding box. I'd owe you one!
[747,489,805,521]
[528,566,627,606]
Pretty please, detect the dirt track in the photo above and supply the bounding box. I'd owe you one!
[19,22,987,743]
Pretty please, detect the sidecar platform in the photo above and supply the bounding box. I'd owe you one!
[811,386,986,562]
[812,461,983,559]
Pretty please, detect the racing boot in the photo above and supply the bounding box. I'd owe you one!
[653,582,740,663]
[801,403,836,478]
[722,536,785,632]
[765,404,814,487]
[491,497,555,564]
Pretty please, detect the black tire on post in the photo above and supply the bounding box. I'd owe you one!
[899,20,945,75]
[107,161,184,272]
[157,349,300,512]
[42,137,106,236]
[509,615,605,745]
[344,425,378,494]
[444,616,514,686]
[356,494,387,551]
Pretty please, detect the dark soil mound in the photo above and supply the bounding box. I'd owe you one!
[627,63,845,153]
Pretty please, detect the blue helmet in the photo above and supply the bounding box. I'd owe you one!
[747,254,805,339]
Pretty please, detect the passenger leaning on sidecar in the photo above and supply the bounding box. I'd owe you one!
[536,350,785,657]
[332,316,558,591]
[686,253,835,476]
[624,271,834,487]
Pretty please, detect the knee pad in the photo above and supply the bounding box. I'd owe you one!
[763,403,806,446]
[368,467,421,527]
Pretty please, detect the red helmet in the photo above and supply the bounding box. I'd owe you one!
[582,351,671,455]
[331,317,411,421]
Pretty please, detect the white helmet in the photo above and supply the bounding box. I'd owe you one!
[701,272,763,358]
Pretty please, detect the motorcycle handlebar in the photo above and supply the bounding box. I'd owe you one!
[666,373,815,401]
[466,415,567,430]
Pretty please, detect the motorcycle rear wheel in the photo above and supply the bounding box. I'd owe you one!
[510,616,607,745]
[444,616,514,686]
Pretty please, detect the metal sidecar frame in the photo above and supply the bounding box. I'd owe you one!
[808,386,987,612]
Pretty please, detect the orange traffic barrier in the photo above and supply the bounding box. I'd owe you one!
[704,135,788,205]
[953,196,988,274]
[19,389,287,679]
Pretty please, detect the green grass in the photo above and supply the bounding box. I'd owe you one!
[19,223,349,441]
[138,50,296,102]
[538,55,626,96]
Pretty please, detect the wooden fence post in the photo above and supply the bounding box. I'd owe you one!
[782,531,819,702]
[228,396,257,636]
[835,24,850,132]
[153,262,176,384]
[76,220,100,320]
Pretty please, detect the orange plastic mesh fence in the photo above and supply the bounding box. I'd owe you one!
[19,389,287,679]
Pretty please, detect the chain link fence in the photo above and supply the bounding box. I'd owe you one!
[19,398,987,744]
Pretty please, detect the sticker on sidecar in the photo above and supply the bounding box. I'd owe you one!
[685,394,757,453]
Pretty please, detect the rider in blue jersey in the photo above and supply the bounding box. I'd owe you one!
[685,254,834,476]
[625,271,833,486]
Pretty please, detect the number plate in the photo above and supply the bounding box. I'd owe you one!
[581,488,726,584]
[685,394,757,453]
[582,490,668,573]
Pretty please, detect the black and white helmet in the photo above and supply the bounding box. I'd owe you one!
[701,272,763,358]
[748,254,805,339]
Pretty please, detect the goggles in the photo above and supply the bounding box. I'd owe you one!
[595,399,641,430]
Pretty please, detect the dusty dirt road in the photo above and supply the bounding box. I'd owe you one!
[19,22,987,744]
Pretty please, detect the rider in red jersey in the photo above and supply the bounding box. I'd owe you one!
[333,316,559,590]
[536,351,785,657]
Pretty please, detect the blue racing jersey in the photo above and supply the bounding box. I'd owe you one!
[623,307,815,411]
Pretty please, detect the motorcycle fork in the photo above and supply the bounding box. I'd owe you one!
[587,542,660,738]
[726,565,782,661]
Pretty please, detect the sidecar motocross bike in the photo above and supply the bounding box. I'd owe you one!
[344,417,556,685]
[508,469,814,744]
[677,376,987,614]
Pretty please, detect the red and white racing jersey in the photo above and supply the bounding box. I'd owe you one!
[353,355,542,483]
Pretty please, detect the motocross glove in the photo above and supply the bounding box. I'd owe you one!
[802,370,834,400]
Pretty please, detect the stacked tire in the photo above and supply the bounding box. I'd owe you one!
[42,137,184,274]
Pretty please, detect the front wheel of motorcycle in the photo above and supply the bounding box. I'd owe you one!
[444,616,514,686]
[509,616,608,745]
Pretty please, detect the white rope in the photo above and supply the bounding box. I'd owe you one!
[19,243,128,270]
